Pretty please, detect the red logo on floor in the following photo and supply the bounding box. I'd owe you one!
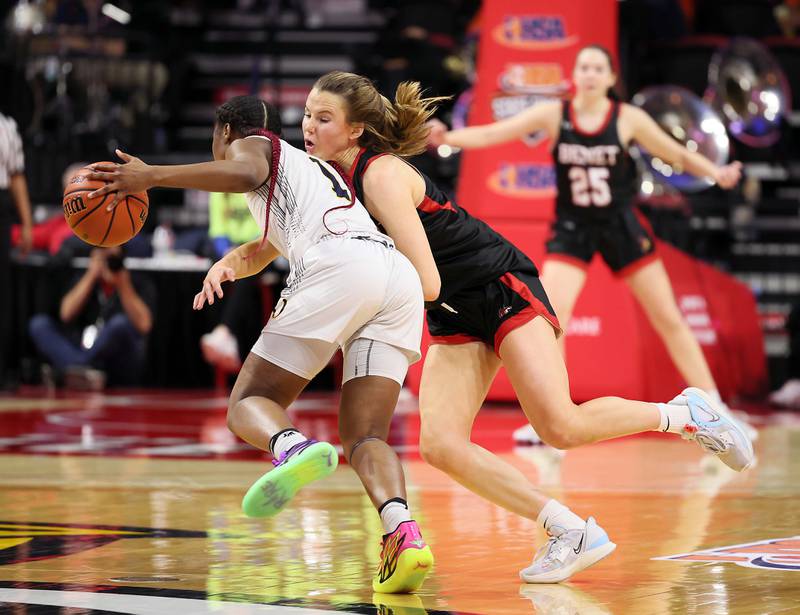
[654,536,800,571]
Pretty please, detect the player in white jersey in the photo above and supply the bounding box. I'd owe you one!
[88,95,437,593]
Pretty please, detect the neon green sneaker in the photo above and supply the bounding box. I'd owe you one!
[241,440,338,518]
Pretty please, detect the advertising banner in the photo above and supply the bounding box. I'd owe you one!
[456,0,618,222]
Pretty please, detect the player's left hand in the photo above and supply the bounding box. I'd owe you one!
[714,161,742,190]
[193,263,236,310]
[87,149,153,208]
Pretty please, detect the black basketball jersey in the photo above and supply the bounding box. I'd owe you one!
[349,148,537,303]
[554,100,637,219]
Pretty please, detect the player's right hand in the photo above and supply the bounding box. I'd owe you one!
[426,119,448,148]
[193,264,236,310]
[715,161,742,190]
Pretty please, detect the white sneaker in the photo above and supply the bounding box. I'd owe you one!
[201,326,241,372]
[717,401,758,442]
[672,387,755,472]
[769,379,800,407]
[520,517,616,583]
[513,423,542,444]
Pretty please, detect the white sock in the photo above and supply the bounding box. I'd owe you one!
[707,389,723,406]
[379,498,412,534]
[656,402,692,434]
[269,429,307,459]
[537,499,585,534]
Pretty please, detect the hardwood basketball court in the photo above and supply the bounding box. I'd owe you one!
[0,390,797,614]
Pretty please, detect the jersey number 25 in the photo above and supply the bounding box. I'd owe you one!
[569,167,610,207]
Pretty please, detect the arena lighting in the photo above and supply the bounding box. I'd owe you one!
[437,144,454,158]
[101,3,131,25]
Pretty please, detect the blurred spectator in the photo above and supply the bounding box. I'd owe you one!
[376,1,475,98]
[28,245,156,388]
[12,163,82,255]
[208,191,261,259]
[0,110,33,388]
[770,303,800,408]
[199,192,265,372]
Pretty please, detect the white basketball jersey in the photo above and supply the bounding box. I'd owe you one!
[244,136,380,268]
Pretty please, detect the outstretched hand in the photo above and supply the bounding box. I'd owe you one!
[87,149,153,209]
[426,118,448,148]
[193,263,237,310]
[714,161,743,190]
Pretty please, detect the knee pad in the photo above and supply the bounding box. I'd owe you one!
[342,338,410,386]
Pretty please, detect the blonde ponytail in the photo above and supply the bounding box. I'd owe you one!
[369,82,449,156]
[314,71,449,157]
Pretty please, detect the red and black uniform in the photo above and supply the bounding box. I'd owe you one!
[349,148,560,354]
[548,99,657,276]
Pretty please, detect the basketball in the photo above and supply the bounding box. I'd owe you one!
[62,163,149,247]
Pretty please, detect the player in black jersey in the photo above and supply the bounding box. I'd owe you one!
[430,44,755,445]
[302,70,754,584]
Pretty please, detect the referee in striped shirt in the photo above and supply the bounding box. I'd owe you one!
[0,111,33,387]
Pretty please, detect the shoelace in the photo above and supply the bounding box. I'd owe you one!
[534,527,580,568]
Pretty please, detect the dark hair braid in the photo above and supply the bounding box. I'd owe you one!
[215,95,282,136]
[215,95,283,250]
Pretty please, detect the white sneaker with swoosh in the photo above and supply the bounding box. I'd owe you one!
[672,387,755,472]
[520,517,616,583]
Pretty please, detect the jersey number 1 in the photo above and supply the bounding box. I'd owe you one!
[569,167,611,207]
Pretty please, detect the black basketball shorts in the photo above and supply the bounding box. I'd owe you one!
[545,208,658,276]
[426,270,561,356]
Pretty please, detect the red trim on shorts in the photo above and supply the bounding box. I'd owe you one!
[418,195,456,214]
[616,251,660,279]
[361,152,391,175]
[494,306,561,356]
[615,208,659,278]
[430,333,483,346]
[570,99,616,137]
[495,273,562,355]
[544,253,591,271]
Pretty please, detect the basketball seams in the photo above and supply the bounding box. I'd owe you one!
[62,166,149,246]
[127,194,148,206]
[63,185,106,198]
[125,197,136,235]
[99,199,119,246]
[70,192,112,229]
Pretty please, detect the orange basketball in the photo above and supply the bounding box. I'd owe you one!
[62,163,149,247]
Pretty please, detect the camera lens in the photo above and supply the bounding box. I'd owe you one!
[107,255,124,272]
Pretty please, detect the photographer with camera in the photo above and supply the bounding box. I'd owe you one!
[28,246,156,388]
